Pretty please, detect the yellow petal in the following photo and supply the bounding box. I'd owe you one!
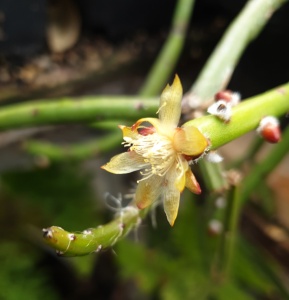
[131,117,162,132]
[173,126,208,157]
[135,175,164,209]
[158,75,183,128]
[174,156,188,192]
[163,183,180,226]
[119,125,138,139]
[101,151,147,174]
[185,168,201,194]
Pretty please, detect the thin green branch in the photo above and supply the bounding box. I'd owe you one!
[185,0,288,103]
[241,124,289,204]
[0,96,158,130]
[229,137,264,169]
[185,83,289,149]
[90,120,128,130]
[139,0,195,96]
[24,131,122,162]
[198,160,228,193]
[221,178,242,278]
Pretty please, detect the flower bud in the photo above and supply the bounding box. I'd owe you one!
[214,90,240,107]
[257,116,281,143]
[208,219,223,236]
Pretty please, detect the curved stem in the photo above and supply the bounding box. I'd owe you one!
[43,206,142,256]
[24,131,122,162]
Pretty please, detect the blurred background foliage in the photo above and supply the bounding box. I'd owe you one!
[0,0,289,299]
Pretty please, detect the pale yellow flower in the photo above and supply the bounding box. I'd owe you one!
[101,75,208,226]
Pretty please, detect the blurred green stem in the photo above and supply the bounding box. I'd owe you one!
[24,131,122,162]
[90,120,128,130]
[230,137,264,169]
[218,181,241,279]
[241,124,289,204]
[0,96,158,130]
[140,0,195,96]
[198,160,227,193]
[186,0,287,103]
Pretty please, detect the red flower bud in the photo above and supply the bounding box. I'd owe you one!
[257,116,281,143]
[214,90,240,106]
[261,124,281,143]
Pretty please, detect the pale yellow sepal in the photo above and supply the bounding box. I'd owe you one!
[185,169,201,194]
[131,117,162,132]
[158,75,183,129]
[163,183,180,226]
[118,125,138,139]
[135,175,164,209]
[101,151,147,174]
[101,75,206,227]
[173,126,208,157]
[174,156,188,192]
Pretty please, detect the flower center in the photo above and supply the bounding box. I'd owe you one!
[124,132,176,180]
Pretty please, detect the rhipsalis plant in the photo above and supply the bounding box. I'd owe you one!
[42,0,289,259]
[43,76,289,256]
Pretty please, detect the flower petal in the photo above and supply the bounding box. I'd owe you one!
[119,125,138,139]
[173,126,208,157]
[131,118,162,132]
[101,151,147,174]
[185,168,201,194]
[163,182,180,226]
[158,75,183,129]
[174,156,188,192]
[135,175,164,209]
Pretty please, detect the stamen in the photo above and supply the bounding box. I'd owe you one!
[127,131,176,180]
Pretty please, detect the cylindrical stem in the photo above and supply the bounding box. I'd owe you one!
[185,83,289,149]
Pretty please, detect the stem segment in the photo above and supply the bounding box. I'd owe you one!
[185,83,289,149]
[140,0,195,96]
[241,124,289,203]
[0,97,158,130]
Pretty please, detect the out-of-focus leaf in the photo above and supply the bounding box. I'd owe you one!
[1,164,98,229]
[213,281,254,300]
[160,269,209,300]
[0,242,59,300]
[0,163,100,276]
[233,237,289,299]
[117,239,163,293]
